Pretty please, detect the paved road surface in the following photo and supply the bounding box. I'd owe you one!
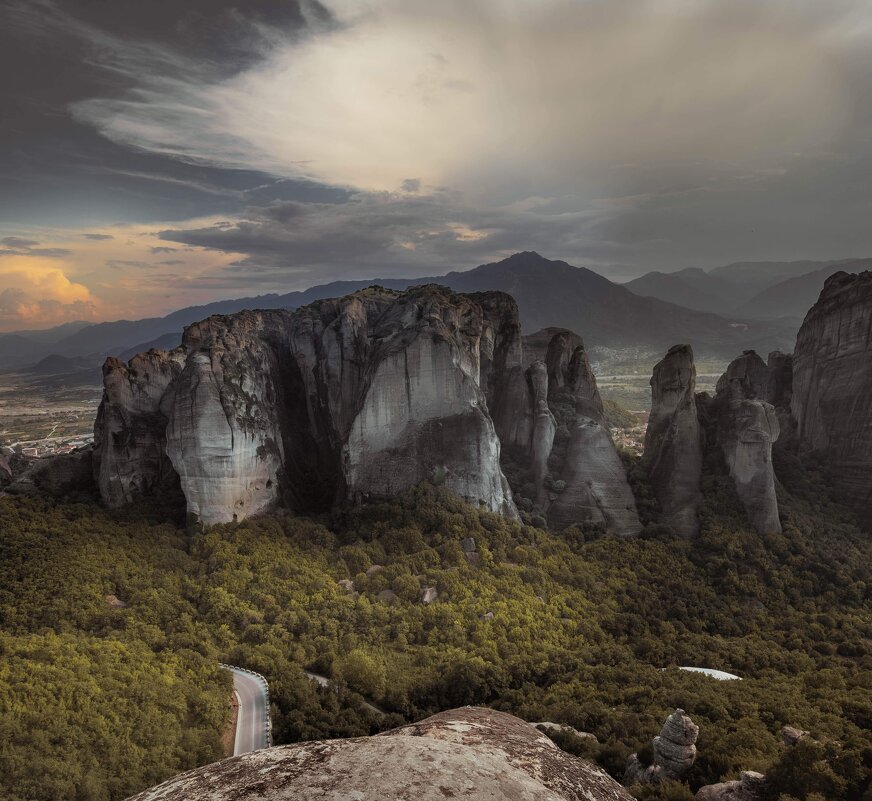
[305,670,385,716]
[225,667,270,755]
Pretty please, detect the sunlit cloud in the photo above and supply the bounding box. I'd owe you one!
[73,0,868,202]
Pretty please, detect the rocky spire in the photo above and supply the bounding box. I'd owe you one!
[713,351,781,534]
[644,345,703,538]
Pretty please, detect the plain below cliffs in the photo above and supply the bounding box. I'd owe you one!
[93,285,638,533]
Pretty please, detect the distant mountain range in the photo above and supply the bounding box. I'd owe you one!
[2,251,861,371]
[625,257,872,321]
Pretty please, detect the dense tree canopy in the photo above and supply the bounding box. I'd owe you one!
[0,446,870,800]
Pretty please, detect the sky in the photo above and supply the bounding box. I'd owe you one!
[2,0,872,331]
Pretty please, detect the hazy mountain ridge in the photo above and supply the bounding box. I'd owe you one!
[0,252,802,371]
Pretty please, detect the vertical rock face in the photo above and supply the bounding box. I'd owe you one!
[543,332,641,536]
[645,345,703,538]
[96,286,518,525]
[93,350,183,506]
[791,271,872,528]
[714,351,781,534]
[526,361,557,508]
[166,313,286,524]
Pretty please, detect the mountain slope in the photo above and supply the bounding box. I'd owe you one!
[624,267,745,313]
[736,258,872,320]
[430,252,792,356]
[5,252,797,370]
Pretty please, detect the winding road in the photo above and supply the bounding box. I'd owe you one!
[222,666,271,755]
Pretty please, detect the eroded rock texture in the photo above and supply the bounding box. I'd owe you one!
[127,707,633,801]
[695,771,766,801]
[503,328,640,535]
[645,345,703,537]
[791,271,872,528]
[712,351,781,534]
[93,351,183,506]
[96,286,519,525]
[625,708,699,785]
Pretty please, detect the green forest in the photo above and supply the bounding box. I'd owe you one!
[1,446,871,801]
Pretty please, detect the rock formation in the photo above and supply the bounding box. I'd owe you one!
[127,707,633,801]
[532,329,641,535]
[93,350,183,506]
[625,708,699,785]
[791,270,872,529]
[712,351,782,534]
[645,345,703,537]
[695,771,766,801]
[96,285,520,525]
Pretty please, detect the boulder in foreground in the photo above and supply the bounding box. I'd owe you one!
[126,707,632,801]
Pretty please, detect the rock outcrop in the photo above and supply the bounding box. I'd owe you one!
[127,707,633,801]
[644,345,703,537]
[625,708,699,785]
[93,350,183,507]
[695,771,766,801]
[96,286,520,525]
[537,330,641,535]
[791,271,872,529]
[712,351,781,534]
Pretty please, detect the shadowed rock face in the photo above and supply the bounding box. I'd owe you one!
[93,351,184,506]
[791,271,872,529]
[96,286,519,525]
[126,707,633,801]
[645,345,703,538]
[544,331,641,536]
[713,351,781,534]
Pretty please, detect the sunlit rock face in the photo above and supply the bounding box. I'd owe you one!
[93,350,184,506]
[713,351,781,534]
[791,271,872,529]
[644,345,703,538]
[96,285,519,525]
[126,707,633,801]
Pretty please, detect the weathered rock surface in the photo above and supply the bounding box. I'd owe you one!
[654,708,699,778]
[712,351,781,534]
[93,350,183,506]
[791,271,872,529]
[128,707,631,801]
[96,286,519,525]
[542,331,641,535]
[695,771,766,801]
[780,725,809,745]
[645,345,703,537]
[625,708,698,785]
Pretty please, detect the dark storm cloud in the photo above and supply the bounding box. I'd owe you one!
[156,191,619,289]
[83,233,114,241]
[0,0,339,225]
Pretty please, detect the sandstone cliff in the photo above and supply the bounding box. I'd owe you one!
[96,285,521,525]
[504,328,641,535]
[711,351,782,534]
[645,345,703,538]
[127,707,632,801]
[791,271,872,529]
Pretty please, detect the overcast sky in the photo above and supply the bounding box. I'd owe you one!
[2,0,872,330]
